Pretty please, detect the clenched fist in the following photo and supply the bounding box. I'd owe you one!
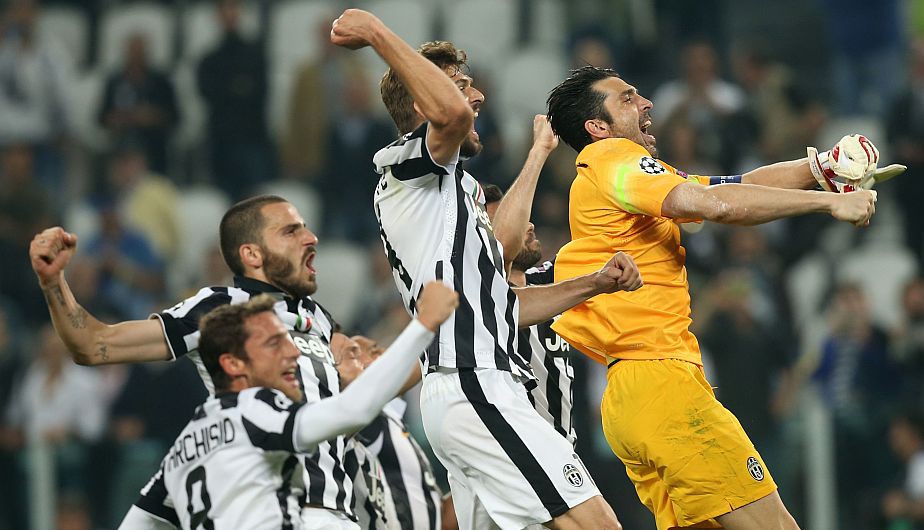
[330,9,384,50]
[594,252,643,294]
[830,189,877,227]
[29,227,78,287]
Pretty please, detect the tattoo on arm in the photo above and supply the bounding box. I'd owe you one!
[68,308,88,329]
[96,342,109,362]
[45,285,66,306]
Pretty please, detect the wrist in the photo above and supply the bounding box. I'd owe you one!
[528,144,553,158]
[415,315,440,333]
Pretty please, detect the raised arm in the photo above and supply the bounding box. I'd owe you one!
[330,9,472,166]
[293,282,458,451]
[661,182,877,227]
[515,252,642,327]
[491,115,558,268]
[30,227,171,365]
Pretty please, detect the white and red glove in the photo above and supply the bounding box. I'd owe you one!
[808,134,907,192]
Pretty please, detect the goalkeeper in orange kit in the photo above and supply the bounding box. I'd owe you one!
[545,66,905,530]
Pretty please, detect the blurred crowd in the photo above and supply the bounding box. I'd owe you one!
[1,0,923,529]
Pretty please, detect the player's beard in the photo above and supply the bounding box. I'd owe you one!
[460,134,483,159]
[262,246,317,298]
[512,239,542,272]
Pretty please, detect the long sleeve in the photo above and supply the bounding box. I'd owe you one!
[293,319,434,452]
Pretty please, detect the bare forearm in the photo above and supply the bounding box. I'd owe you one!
[40,276,169,365]
[367,25,470,127]
[41,277,110,364]
[741,159,815,189]
[515,275,599,327]
[700,184,832,225]
[492,146,550,264]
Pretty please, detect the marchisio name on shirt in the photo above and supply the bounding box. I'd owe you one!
[166,419,236,472]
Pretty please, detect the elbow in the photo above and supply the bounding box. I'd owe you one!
[71,349,97,366]
[433,104,474,137]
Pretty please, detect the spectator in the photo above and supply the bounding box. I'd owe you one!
[0,143,54,326]
[894,277,924,406]
[693,265,791,449]
[732,46,827,166]
[281,13,345,181]
[822,0,905,116]
[6,324,104,445]
[881,411,924,529]
[318,66,395,243]
[0,0,72,189]
[98,33,179,175]
[0,302,26,530]
[651,41,745,172]
[197,0,275,199]
[84,204,165,321]
[886,38,924,262]
[810,283,902,529]
[105,143,180,261]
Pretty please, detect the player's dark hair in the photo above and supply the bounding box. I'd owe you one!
[381,41,469,135]
[198,294,277,392]
[482,183,504,205]
[547,65,621,152]
[219,195,288,276]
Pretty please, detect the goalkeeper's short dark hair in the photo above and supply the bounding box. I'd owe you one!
[547,66,621,152]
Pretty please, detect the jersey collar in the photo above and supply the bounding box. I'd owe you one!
[233,275,287,298]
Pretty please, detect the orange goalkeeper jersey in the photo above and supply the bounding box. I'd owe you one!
[551,138,708,366]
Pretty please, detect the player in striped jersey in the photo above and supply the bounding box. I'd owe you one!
[331,9,639,529]
[482,184,576,446]
[353,335,444,530]
[28,195,399,527]
[116,285,458,529]
[332,333,401,530]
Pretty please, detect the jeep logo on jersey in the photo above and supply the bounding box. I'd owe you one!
[746,457,764,481]
[563,463,583,487]
[639,156,666,174]
[290,332,333,364]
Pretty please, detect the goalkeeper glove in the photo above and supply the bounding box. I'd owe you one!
[808,134,907,192]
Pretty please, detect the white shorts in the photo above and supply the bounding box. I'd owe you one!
[420,368,599,529]
[300,507,361,530]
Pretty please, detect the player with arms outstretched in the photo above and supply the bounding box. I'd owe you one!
[545,65,901,530]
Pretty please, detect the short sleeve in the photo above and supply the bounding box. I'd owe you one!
[130,462,180,528]
[150,288,232,359]
[598,153,689,218]
[372,122,455,188]
[239,388,302,453]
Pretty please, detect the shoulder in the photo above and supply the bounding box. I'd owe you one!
[578,138,654,171]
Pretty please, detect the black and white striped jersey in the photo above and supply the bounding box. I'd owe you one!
[138,388,307,530]
[150,276,354,518]
[520,261,576,445]
[358,399,442,530]
[346,438,400,530]
[373,123,532,380]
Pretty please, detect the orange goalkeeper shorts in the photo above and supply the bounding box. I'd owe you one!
[601,358,777,529]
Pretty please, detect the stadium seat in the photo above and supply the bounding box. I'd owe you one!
[269,0,336,73]
[68,69,109,151]
[171,61,205,151]
[495,47,567,162]
[445,0,516,75]
[818,115,890,164]
[255,181,323,234]
[181,1,261,63]
[839,241,918,329]
[172,186,232,292]
[38,5,89,67]
[99,2,175,73]
[361,0,436,48]
[312,240,371,327]
[530,0,566,50]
